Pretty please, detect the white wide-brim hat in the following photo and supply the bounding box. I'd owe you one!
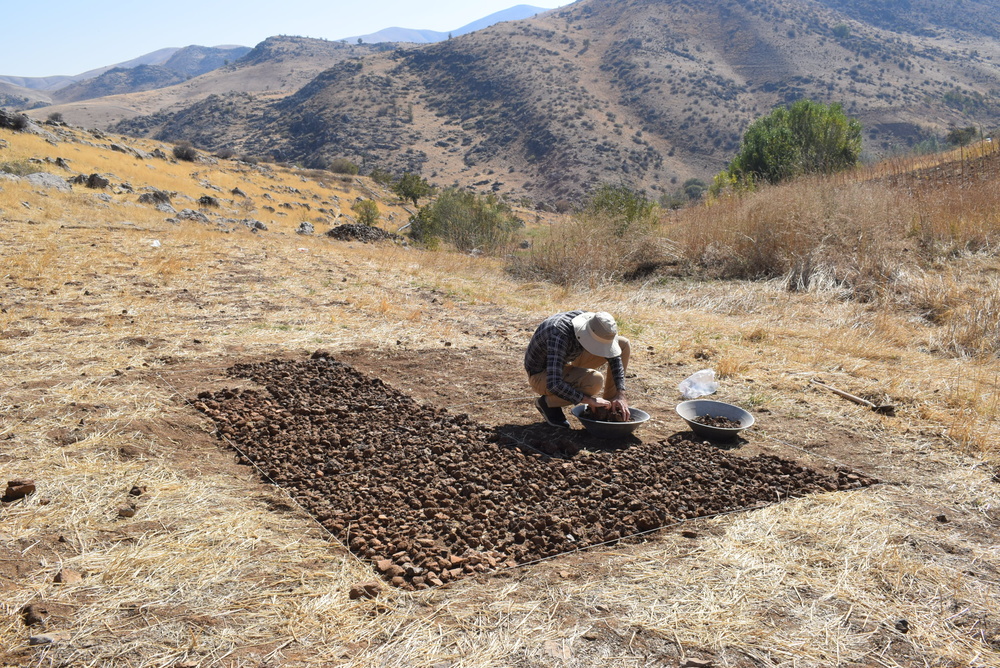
[572,311,622,358]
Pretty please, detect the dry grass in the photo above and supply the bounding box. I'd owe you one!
[672,139,1000,297]
[509,211,676,287]
[3,125,1000,667]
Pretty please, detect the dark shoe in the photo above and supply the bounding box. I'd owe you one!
[535,397,570,429]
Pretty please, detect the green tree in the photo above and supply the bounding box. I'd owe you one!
[945,126,978,146]
[351,199,380,226]
[408,188,522,253]
[585,183,659,236]
[682,178,707,200]
[392,172,433,207]
[723,99,862,187]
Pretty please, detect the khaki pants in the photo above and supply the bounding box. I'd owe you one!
[528,337,630,408]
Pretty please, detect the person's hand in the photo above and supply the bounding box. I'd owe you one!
[609,393,630,421]
[584,396,612,411]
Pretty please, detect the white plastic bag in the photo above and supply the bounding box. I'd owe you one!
[678,369,718,399]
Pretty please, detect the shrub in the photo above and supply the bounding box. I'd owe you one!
[351,198,380,226]
[328,157,359,175]
[682,178,707,200]
[584,183,659,236]
[172,141,198,161]
[946,126,978,146]
[722,99,862,188]
[47,112,64,123]
[507,206,668,286]
[392,172,433,207]
[0,160,43,176]
[0,110,30,131]
[368,167,395,186]
[659,191,687,210]
[409,188,522,254]
[214,147,236,160]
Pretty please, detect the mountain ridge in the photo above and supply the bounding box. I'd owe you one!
[24,0,1000,204]
[344,5,553,44]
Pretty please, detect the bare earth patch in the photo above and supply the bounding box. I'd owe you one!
[193,353,877,590]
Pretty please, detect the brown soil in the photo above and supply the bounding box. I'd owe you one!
[692,415,742,429]
[581,406,629,422]
[194,352,878,591]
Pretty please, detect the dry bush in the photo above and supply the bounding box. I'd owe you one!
[940,289,1000,357]
[898,268,1000,358]
[676,162,1000,302]
[172,141,198,162]
[908,178,1000,256]
[507,211,671,286]
[327,157,360,175]
[0,159,43,176]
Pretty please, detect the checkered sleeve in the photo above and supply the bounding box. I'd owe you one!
[545,326,585,405]
[608,356,626,394]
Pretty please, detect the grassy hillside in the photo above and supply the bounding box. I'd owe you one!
[2,124,1000,666]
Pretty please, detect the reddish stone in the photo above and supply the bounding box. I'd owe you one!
[3,479,35,502]
[54,569,82,584]
[348,581,382,600]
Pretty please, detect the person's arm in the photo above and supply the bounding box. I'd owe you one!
[544,328,585,405]
[606,356,630,420]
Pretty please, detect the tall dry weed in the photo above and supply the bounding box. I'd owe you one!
[676,179,913,297]
[900,269,1000,357]
[508,212,673,287]
[909,178,1000,257]
[675,144,1000,302]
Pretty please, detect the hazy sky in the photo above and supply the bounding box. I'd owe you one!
[2,0,572,78]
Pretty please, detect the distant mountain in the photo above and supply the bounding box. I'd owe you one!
[0,81,50,109]
[0,45,250,109]
[36,36,384,131]
[17,0,1000,206]
[51,65,187,105]
[50,45,251,104]
[0,5,548,110]
[346,5,553,44]
[106,0,1000,205]
[0,48,181,92]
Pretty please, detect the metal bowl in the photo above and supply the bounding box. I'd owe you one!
[570,405,651,439]
[675,400,754,441]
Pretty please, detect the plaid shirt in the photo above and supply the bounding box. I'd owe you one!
[524,310,627,405]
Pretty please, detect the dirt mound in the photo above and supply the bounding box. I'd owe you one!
[325,223,402,243]
[194,354,877,590]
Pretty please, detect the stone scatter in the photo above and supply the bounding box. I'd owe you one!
[326,224,402,243]
[194,354,877,590]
